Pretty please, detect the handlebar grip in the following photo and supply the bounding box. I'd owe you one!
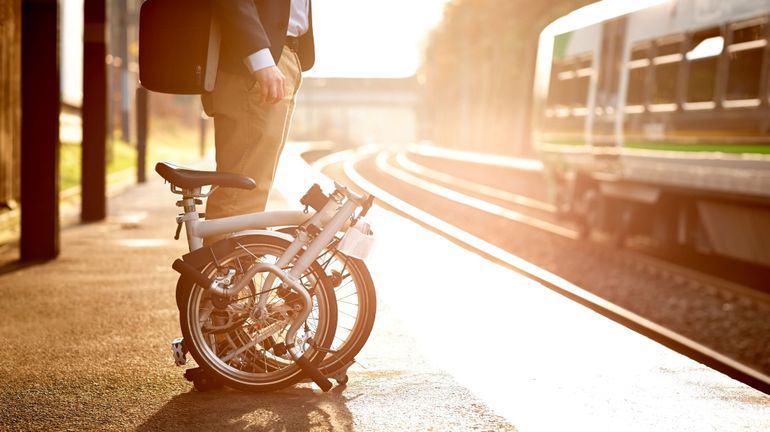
[172,258,213,288]
[295,355,333,392]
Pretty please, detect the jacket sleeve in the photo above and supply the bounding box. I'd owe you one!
[212,0,271,60]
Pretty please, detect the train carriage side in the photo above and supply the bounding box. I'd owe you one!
[535,0,770,268]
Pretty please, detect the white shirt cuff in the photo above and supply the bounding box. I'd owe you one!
[243,48,275,74]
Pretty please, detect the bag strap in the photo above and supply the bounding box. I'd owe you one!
[204,16,220,92]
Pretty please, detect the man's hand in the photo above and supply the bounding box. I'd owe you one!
[252,66,286,104]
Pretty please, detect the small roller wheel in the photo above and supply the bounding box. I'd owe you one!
[184,367,224,392]
[193,373,224,392]
[335,374,349,385]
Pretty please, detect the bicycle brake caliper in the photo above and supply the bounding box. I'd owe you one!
[212,268,236,290]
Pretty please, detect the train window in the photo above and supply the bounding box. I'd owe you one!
[573,56,592,108]
[626,43,651,107]
[546,62,561,108]
[726,49,763,100]
[656,38,682,57]
[627,67,648,106]
[651,37,683,106]
[630,44,650,61]
[685,29,723,105]
[732,20,767,44]
[653,62,679,104]
[547,55,592,111]
[547,60,573,108]
[725,20,767,103]
[686,29,723,61]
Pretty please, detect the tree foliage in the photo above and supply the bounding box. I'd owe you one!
[419,0,593,155]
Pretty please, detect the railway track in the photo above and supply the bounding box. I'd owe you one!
[310,145,770,395]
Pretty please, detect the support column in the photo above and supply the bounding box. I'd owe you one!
[81,0,107,222]
[116,0,130,142]
[20,0,59,261]
[136,86,148,183]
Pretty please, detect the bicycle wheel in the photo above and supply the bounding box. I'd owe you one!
[231,234,377,378]
[314,243,377,377]
[178,234,337,392]
[275,227,377,378]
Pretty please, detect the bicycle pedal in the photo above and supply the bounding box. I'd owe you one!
[171,337,188,366]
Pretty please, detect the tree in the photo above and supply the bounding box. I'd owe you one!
[419,0,594,155]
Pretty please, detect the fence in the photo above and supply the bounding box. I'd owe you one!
[0,0,20,208]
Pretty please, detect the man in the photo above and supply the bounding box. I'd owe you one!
[202,0,314,220]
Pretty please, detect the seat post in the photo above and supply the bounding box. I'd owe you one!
[176,187,205,251]
[178,188,202,214]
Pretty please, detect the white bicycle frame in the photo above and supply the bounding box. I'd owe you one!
[170,181,370,366]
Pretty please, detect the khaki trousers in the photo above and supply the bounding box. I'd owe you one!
[202,46,302,220]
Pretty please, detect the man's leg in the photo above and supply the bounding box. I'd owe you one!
[206,46,302,220]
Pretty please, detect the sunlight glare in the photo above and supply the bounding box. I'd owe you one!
[307,0,451,78]
[115,239,172,248]
[686,36,725,60]
[543,0,672,37]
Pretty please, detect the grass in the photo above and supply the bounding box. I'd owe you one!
[0,117,209,246]
[144,116,210,164]
[59,117,210,192]
[60,140,136,191]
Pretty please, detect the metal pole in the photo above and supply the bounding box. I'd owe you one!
[20,0,60,260]
[136,86,148,183]
[117,0,130,143]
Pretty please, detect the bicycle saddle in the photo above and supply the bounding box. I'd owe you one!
[155,162,256,190]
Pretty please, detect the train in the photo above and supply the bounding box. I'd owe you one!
[533,0,770,268]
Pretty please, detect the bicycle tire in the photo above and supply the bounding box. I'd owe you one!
[274,227,377,377]
[178,234,337,392]
[314,245,377,377]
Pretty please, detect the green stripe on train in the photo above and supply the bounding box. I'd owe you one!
[625,142,770,154]
[538,140,770,154]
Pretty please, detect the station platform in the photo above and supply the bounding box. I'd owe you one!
[0,143,767,431]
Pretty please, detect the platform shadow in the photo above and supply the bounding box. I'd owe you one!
[136,385,356,432]
[0,258,48,276]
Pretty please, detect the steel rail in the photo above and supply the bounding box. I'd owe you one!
[377,152,578,239]
[406,143,544,172]
[396,151,555,213]
[341,149,770,396]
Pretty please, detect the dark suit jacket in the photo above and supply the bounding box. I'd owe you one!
[213,0,314,74]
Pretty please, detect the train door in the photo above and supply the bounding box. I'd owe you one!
[582,17,629,241]
[592,17,627,149]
